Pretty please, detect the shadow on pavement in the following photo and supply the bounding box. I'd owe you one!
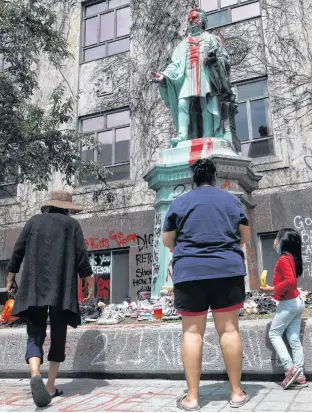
[196,382,267,409]
[55,329,109,398]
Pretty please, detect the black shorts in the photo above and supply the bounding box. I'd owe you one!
[174,276,245,316]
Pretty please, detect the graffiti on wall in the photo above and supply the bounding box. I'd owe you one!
[81,230,155,302]
[78,253,111,302]
[133,234,154,300]
[152,213,161,287]
[294,215,312,277]
[85,231,137,250]
[109,231,137,248]
[166,256,173,284]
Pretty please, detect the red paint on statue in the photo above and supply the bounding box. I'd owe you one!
[188,9,201,95]
[221,179,232,190]
[189,37,200,96]
[206,138,214,157]
[189,139,205,164]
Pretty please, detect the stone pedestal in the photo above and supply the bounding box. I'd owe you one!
[143,137,262,298]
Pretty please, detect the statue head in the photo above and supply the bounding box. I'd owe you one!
[187,8,209,36]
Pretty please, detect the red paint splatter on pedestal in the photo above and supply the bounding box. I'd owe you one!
[206,137,214,157]
[221,179,232,190]
[189,139,205,165]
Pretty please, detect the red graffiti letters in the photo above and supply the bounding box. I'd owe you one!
[109,231,137,248]
[85,232,137,250]
[85,237,110,250]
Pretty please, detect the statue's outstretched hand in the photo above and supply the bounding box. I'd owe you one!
[151,71,165,83]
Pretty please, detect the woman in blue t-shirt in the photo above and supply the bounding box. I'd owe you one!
[163,159,250,411]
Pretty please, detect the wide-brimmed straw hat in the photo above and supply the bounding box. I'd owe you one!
[41,190,82,214]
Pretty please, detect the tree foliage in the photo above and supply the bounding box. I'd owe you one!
[0,0,106,191]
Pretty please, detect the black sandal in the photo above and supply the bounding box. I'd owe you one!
[51,389,64,398]
[30,376,51,408]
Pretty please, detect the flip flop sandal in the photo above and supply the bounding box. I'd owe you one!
[230,391,250,408]
[51,389,64,398]
[177,395,201,411]
[30,375,52,408]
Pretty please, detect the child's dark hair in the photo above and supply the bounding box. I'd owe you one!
[191,158,216,187]
[277,228,303,277]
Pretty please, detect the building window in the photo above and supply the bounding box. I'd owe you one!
[82,0,130,63]
[259,233,278,286]
[80,108,130,185]
[0,260,9,291]
[0,174,17,200]
[233,79,274,158]
[200,0,260,28]
[79,249,129,304]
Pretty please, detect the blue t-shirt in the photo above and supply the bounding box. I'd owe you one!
[163,186,247,284]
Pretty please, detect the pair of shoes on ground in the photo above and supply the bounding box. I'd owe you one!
[177,391,250,411]
[97,309,125,325]
[162,307,181,320]
[30,376,63,408]
[84,308,102,322]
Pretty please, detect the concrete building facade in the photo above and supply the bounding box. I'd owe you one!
[1,0,312,303]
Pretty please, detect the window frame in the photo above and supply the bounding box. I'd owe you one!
[232,78,274,158]
[201,0,261,29]
[81,0,130,63]
[80,107,131,185]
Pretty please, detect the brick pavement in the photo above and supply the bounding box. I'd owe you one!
[0,378,311,412]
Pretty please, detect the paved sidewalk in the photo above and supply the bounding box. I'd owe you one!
[0,378,311,412]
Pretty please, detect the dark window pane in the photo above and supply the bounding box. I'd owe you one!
[0,261,9,288]
[107,110,130,127]
[81,174,99,186]
[107,38,130,55]
[115,127,130,163]
[80,147,96,185]
[250,98,270,138]
[85,17,98,46]
[98,130,113,165]
[107,163,130,181]
[117,7,130,37]
[84,45,106,62]
[242,138,274,158]
[81,116,104,132]
[0,184,17,199]
[207,10,229,28]
[237,80,267,101]
[232,2,261,23]
[111,250,129,304]
[236,102,249,142]
[86,1,107,17]
[81,148,95,162]
[109,0,129,8]
[201,0,218,12]
[100,12,115,42]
